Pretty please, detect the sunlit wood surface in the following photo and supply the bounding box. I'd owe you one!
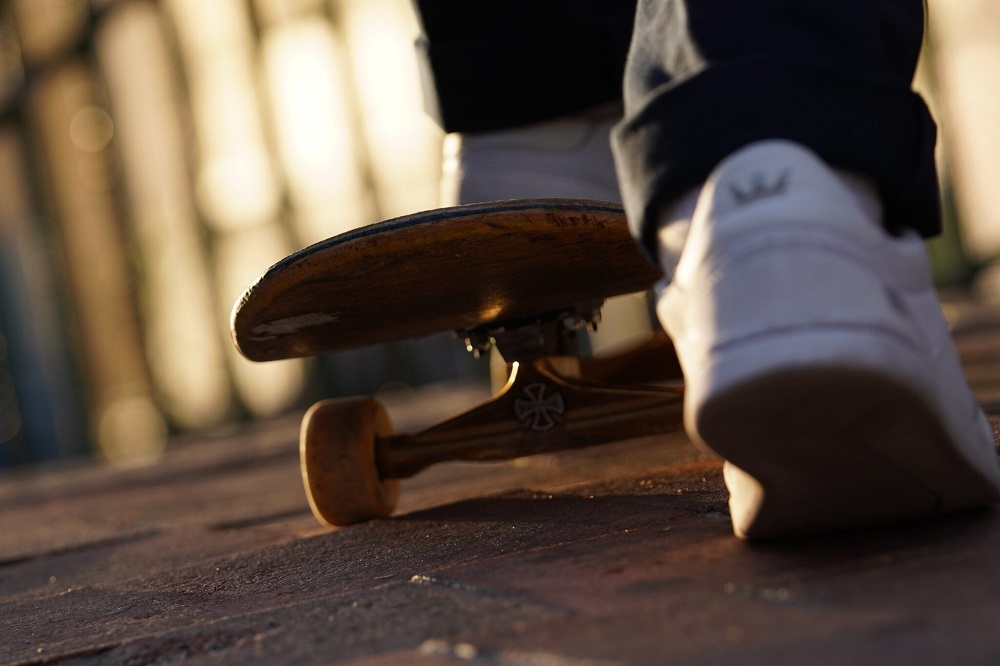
[1,300,999,665]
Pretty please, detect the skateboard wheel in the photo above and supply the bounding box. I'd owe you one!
[300,397,399,527]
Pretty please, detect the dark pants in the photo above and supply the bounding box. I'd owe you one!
[413,1,939,260]
[413,1,635,132]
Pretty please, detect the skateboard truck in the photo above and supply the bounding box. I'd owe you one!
[460,301,603,359]
[301,305,684,528]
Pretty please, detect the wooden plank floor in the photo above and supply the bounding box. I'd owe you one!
[2,300,999,665]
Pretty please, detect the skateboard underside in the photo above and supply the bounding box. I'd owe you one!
[232,199,661,362]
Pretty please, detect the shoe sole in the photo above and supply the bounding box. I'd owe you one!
[691,332,1000,539]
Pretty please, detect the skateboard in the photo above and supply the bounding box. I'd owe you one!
[232,198,685,526]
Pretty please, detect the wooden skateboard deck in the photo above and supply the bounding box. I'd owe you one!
[232,198,661,362]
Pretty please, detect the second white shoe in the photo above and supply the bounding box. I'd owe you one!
[439,104,622,206]
[656,140,1000,538]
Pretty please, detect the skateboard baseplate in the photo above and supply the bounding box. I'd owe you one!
[232,198,684,526]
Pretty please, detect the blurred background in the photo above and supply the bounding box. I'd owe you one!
[0,0,997,468]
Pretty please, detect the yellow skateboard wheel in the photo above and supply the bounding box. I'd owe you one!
[300,397,399,527]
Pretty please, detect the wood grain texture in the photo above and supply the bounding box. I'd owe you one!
[232,199,661,361]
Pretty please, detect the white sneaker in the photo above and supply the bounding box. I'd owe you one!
[439,103,622,206]
[656,140,1000,539]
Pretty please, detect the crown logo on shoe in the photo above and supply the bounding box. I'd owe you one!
[728,168,790,205]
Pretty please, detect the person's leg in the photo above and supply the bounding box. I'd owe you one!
[614,0,938,257]
[413,2,653,361]
[411,2,635,205]
[412,1,634,134]
[614,0,1000,538]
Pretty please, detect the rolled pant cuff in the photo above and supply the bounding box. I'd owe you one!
[613,57,941,263]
